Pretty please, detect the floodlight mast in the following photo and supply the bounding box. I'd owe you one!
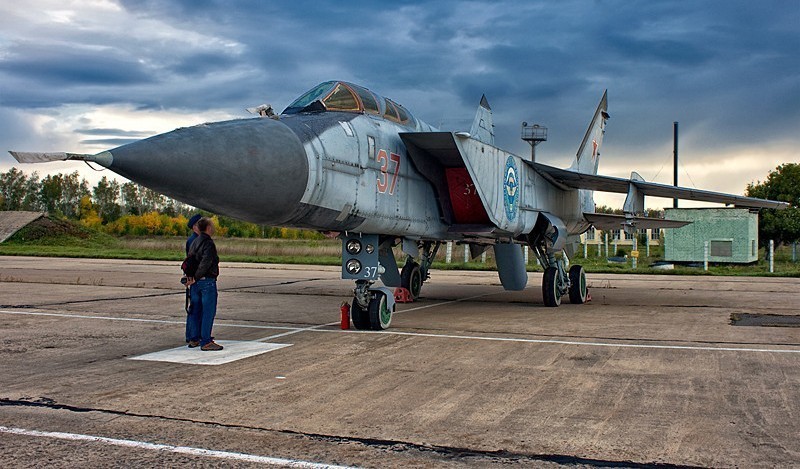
[521,122,547,162]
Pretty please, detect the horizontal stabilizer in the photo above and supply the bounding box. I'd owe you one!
[529,162,789,210]
[584,212,690,230]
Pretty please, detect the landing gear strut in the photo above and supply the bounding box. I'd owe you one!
[529,223,587,307]
[400,241,440,300]
[341,234,396,330]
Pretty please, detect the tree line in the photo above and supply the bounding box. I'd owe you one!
[746,163,800,247]
[0,167,322,239]
[2,163,797,244]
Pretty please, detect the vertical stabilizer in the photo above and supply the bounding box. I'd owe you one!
[571,91,609,214]
[571,90,609,175]
[469,95,495,145]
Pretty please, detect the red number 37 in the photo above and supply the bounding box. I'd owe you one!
[376,150,400,195]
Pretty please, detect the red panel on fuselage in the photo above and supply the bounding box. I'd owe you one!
[445,167,491,224]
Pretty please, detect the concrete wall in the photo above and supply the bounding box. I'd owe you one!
[580,228,661,246]
[664,208,758,263]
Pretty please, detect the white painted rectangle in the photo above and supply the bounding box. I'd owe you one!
[129,340,291,365]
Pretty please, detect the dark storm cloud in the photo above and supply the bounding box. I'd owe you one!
[0,42,152,86]
[605,34,713,67]
[0,0,797,177]
[167,52,239,77]
[75,129,154,137]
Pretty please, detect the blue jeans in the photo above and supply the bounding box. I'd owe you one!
[185,285,199,343]
[188,278,218,346]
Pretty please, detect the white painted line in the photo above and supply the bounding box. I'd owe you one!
[5,308,800,355]
[396,291,503,314]
[0,425,358,468]
[259,321,338,341]
[0,309,301,332]
[129,340,292,365]
[257,291,501,341]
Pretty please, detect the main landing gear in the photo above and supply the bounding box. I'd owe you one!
[399,241,439,301]
[529,217,587,307]
[540,263,587,307]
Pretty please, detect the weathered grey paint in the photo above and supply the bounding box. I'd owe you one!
[108,118,308,225]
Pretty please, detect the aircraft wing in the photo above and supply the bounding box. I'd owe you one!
[528,162,789,210]
[583,212,690,230]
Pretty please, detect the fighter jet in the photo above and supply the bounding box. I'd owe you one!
[10,81,788,330]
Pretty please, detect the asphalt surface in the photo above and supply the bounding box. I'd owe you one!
[1,256,799,468]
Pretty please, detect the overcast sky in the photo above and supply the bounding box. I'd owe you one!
[1,0,798,208]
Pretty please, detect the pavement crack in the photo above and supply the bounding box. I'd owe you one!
[1,397,704,468]
[0,290,185,309]
[0,278,330,309]
[227,277,325,288]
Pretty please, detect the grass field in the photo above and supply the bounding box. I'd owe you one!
[1,218,798,276]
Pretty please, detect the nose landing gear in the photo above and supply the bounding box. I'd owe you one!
[341,234,397,330]
[351,280,394,330]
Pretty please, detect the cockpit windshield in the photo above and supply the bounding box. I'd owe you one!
[282,80,420,128]
[283,81,336,113]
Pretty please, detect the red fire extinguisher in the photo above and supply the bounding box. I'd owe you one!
[340,301,350,330]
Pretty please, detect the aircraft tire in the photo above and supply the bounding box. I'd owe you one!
[351,299,371,330]
[400,262,423,299]
[542,266,561,307]
[568,265,587,304]
[368,291,392,330]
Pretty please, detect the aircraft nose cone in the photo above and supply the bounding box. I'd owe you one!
[108,118,308,224]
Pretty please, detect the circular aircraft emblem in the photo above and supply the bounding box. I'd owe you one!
[503,156,519,222]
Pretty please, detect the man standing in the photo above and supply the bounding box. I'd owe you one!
[186,217,223,351]
[185,213,202,348]
[186,213,202,255]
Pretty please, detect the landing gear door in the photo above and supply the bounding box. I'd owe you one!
[341,234,380,280]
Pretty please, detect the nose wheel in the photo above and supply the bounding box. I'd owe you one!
[368,291,392,330]
[351,280,394,330]
[350,298,371,329]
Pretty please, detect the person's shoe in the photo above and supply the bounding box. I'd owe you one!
[201,341,223,351]
[187,340,200,348]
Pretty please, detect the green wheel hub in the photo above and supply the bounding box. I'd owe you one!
[368,291,392,330]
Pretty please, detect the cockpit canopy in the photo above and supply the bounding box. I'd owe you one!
[282,81,417,127]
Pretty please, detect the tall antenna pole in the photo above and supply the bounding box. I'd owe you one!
[521,122,547,162]
[673,121,679,208]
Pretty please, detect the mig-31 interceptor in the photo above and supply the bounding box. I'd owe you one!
[10,81,788,330]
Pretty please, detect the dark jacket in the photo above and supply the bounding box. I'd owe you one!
[185,232,198,256]
[189,233,219,280]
